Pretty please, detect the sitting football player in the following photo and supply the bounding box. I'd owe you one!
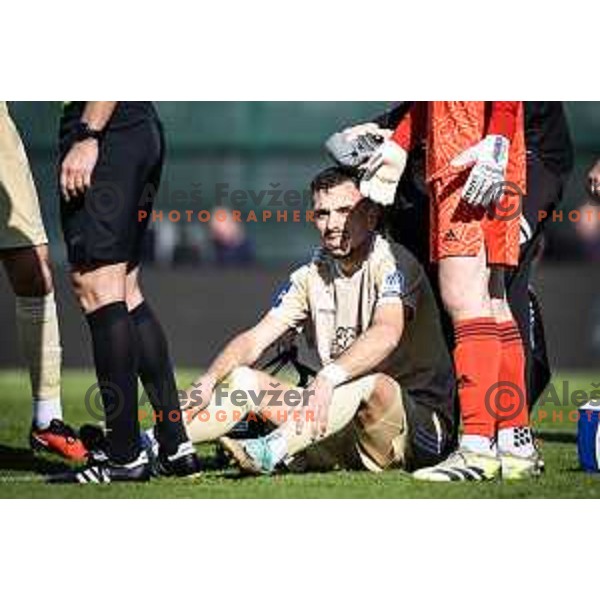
[177,166,456,475]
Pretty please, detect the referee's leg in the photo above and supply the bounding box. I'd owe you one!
[71,262,141,464]
[126,266,190,456]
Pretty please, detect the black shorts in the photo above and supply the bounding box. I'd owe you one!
[59,114,164,267]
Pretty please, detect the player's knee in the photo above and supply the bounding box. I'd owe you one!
[3,246,54,297]
[440,281,490,321]
[358,374,400,428]
[228,366,259,392]
[71,271,125,313]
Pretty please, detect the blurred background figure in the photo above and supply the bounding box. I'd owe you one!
[573,201,600,261]
[588,158,600,200]
[209,207,255,266]
[573,160,600,356]
[150,220,178,268]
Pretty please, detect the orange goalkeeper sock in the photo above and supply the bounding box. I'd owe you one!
[496,320,529,430]
[454,318,501,440]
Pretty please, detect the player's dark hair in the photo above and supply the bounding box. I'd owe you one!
[310,165,384,232]
[310,166,361,196]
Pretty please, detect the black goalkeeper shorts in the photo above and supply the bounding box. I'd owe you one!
[59,114,164,267]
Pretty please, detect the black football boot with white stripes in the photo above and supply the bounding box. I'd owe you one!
[141,430,202,478]
[48,450,152,484]
[157,441,202,478]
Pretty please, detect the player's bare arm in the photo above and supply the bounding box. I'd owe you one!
[299,302,405,438]
[60,101,118,200]
[189,313,290,407]
[335,302,404,378]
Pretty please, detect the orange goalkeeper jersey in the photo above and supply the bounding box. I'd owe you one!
[392,101,526,193]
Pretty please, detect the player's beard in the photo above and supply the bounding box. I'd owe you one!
[325,232,374,273]
[323,231,351,258]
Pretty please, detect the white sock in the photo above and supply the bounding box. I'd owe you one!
[498,427,535,458]
[460,434,496,456]
[265,430,288,464]
[16,293,63,428]
[32,397,62,430]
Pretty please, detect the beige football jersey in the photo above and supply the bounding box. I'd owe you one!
[269,234,454,425]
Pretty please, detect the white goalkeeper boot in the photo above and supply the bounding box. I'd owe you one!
[413,439,501,483]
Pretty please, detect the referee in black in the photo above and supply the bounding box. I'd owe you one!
[54,102,200,483]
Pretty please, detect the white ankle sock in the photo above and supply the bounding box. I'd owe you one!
[460,435,496,456]
[33,397,62,429]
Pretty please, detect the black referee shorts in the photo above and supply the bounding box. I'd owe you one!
[59,116,164,268]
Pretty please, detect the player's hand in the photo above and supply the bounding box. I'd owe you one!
[341,123,393,143]
[188,373,218,412]
[297,375,334,440]
[60,139,99,201]
[451,134,510,207]
[360,140,408,206]
[588,159,600,201]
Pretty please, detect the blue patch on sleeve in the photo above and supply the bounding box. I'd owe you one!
[272,280,292,308]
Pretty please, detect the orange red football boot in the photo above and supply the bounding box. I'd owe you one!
[30,419,88,462]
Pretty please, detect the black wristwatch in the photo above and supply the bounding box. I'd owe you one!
[74,121,103,143]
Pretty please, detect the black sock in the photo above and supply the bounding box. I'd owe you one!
[86,302,140,464]
[130,301,188,455]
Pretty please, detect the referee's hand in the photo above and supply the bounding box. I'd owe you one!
[60,139,99,201]
[588,159,600,201]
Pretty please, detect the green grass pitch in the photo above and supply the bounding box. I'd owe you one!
[1,369,600,498]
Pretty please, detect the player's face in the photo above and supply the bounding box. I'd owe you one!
[313,182,375,258]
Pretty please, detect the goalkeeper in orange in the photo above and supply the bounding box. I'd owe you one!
[361,102,540,481]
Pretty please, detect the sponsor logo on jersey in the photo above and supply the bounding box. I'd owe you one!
[331,326,357,357]
[443,229,458,242]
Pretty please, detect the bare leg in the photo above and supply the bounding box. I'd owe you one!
[183,367,297,443]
